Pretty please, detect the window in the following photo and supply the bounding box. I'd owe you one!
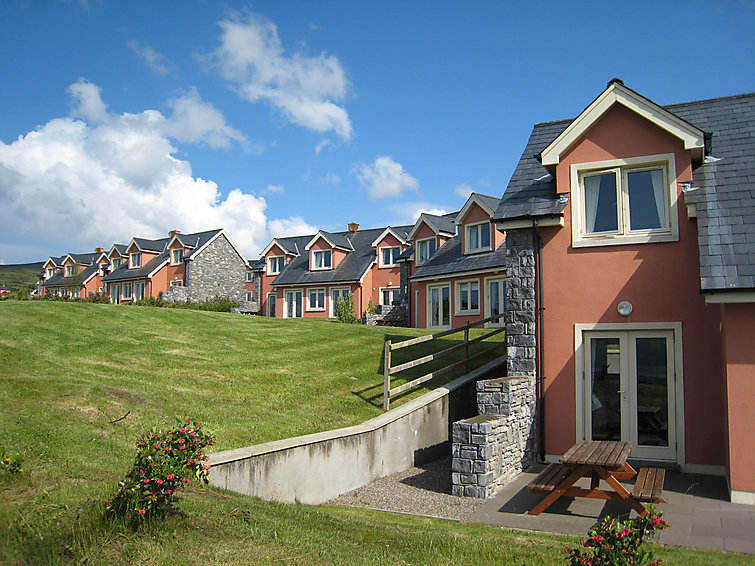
[416,238,436,265]
[484,277,506,327]
[307,288,326,311]
[465,222,491,253]
[170,279,184,287]
[312,250,332,270]
[246,271,253,282]
[571,154,677,247]
[112,258,122,269]
[70,289,80,299]
[268,256,285,275]
[284,290,303,318]
[130,253,141,269]
[330,287,350,317]
[267,293,277,317]
[379,246,400,268]
[428,284,451,328]
[135,282,145,301]
[245,291,253,301]
[171,249,184,265]
[65,265,75,277]
[46,268,55,279]
[122,282,133,300]
[456,280,480,314]
[381,287,400,306]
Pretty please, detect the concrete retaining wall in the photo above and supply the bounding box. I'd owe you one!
[208,357,505,504]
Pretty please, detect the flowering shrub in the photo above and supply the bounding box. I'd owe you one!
[0,444,24,475]
[105,418,216,523]
[565,505,669,566]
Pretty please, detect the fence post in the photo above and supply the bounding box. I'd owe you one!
[464,321,470,373]
[383,340,392,411]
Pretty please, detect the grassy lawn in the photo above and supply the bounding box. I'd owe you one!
[0,301,748,564]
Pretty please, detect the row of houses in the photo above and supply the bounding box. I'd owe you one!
[37,80,754,505]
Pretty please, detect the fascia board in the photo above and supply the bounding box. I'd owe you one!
[408,215,452,240]
[495,215,564,231]
[371,227,408,247]
[454,194,496,224]
[703,290,755,304]
[541,83,705,166]
[147,259,170,279]
[411,266,506,283]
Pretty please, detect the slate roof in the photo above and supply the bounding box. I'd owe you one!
[41,252,101,287]
[494,92,755,292]
[414,213,457,237]
[271,225,413,286]
[103,229,222,282]
[410,234,506,280]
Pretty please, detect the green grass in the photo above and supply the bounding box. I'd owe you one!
[0,301,748,565]
[0,261,42,293]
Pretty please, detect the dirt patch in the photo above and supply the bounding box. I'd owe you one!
[102,387,153,406]
[75,405,100,420]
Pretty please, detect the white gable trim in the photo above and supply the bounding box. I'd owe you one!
[304,231,352,252]
[540,82,706,166]
[261,238,300,257]
[454,193,497,225]
[371,227,408,247]
[407,214,455,240]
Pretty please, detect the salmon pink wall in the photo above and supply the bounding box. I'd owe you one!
[459,203,502,251]
[540,105,725,467]
[261,244,288,316]
[721,302,755,493]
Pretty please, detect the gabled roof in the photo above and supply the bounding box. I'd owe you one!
[495,85,755,294]
[271,225,413,286]
[43,255,66,269]
[370,226,410,247]
[127,237,170,254]
[454,193,502,224]
[108,244,127,258]
[261,237,301,257]
[63,252,102,266]
[407,213,457,240]
[304,230,354,252]
[540,79,707,166]
[410,234,506,280]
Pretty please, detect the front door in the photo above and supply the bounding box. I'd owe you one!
[427,284,450,328]
[583,330,676,461]
[111,284,121,304]
[330,287,350,318]
[485,277,506,327]
[284,290,302,318]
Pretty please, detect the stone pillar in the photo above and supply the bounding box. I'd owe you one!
[504,229,537,378]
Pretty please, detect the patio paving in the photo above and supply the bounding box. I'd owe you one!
[469,463,755,555]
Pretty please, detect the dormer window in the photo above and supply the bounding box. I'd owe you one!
[379,246,400,268]
[312,250,332,270]
[268,256,285,275]
[46,267,56,279]
[171,249,184,265]
[416,238,436,265]
[465,222,491,253]
[246,271,253,282]
[65,265,75,277]
[112,258,122,269]
[130,253,141,269]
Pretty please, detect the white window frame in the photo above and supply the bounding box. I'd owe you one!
[267,256,285,275]
[266,293,277,317]
[379,246,400,268]
[171,249,184,265]
[571,153,678,248]
[455,279,480,315]
[112,258,122,269]
[71,289,80,299]
[46,267,56,279]
[312,250,332,270]
[135,282,145,301]
[484,276,506,327]
[427,283,451,329]
[380,287,400,306]
[129,253,141,269]
[65,265,75,277]
[245,291,253,302]
[416,237,436,266]
[329,287,351,317]
[122,282,133,300]
[246,271,253,282]
[465,221,492,254]
[170,279,184,287]
[306,287,326,311]
[284,289,304,318]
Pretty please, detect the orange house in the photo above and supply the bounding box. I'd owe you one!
[258,223,412,319]
[407,194,506,330]
[493,80,755,503]
[40,249,109,298]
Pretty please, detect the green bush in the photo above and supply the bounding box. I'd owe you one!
[105,418,216,524]
[335,292,359,324]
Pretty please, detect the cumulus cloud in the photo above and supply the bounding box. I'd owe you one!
[266,184,285,193]
[315,139,332,153]
[0,80,308,262]
[454,183,474,199]
[267,216,318,239]
[353,156,419,200]
[127,39,171,74]
[209,12,353,140]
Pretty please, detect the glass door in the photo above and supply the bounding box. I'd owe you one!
[584,330,675,461]
[111,284,121,304]
[284,290,302,318]
[485,277,506,327]
[427,284,450,328]
[330,288,350,317]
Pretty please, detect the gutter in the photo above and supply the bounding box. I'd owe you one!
[532,218,546,463]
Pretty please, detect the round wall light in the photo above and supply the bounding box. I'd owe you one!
[617,301,633,316]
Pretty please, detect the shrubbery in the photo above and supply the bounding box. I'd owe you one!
[104,418,216,524]
[335,292,359,324]
[565,505,669,566]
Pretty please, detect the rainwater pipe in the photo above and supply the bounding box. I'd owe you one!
[532,218,546,463]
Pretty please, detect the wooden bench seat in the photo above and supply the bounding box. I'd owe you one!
[528,463,572,493]
[632,467,666,503]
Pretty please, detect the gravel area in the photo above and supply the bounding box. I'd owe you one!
[326,456,485,521]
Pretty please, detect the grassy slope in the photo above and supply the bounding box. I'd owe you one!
[0,301,747,565]
[0,261,42,292]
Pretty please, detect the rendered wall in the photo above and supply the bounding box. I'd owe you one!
[208,359,504,504]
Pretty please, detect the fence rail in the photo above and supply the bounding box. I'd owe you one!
[383,314,505,410]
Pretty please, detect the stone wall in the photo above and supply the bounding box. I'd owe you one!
[504,229,537,378]
[451,376,537,498]
[363,304,408,326]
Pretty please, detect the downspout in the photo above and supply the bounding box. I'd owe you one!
[533,218,546,463]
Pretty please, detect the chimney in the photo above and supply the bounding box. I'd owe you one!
[169,229,181,238]
[348,222,360,232]
[94,247,104,253]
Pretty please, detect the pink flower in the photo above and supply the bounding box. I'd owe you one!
[166,474,175,480]
[104,499,110,504]
[189,431,197,436]
[138,509,146,515]
[618,528,631,538]
[177,438,185,444]
[166,490,173,494]
[178,428,186,433]
[155,479,164,485]
[179,445,186,450]
[143,479,150,483]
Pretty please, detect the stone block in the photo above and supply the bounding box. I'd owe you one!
[477,471,495,487]
[452,425,470,444]
[452,458,472,473]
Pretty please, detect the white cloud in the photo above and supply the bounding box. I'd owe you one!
[267,216,317,239]
[320,172,341,185]
[315,139,332,153]
[127,39,170,74]
[388,202,450,225]
[266,184,285,193]
[209,12,353,140]
[0,80,308,262]
[454,183,474,199]
[353,156,419,200]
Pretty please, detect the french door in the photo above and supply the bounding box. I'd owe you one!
[284,290,303,318]
[111,284,121,304]
[330,287,350,318]
[484,277,506,327]
[583,329,677,461]
[427,284,450,328]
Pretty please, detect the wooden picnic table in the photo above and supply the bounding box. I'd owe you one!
[527,440,663,517]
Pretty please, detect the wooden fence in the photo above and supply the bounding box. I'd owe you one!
[383,314,506,410]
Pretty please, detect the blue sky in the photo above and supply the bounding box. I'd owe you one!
[0,1,753,264]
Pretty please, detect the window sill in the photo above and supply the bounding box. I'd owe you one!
[572,232,678,248]
[455,310,480,316]
[464,247,492,255]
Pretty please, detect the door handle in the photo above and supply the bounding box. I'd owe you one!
[617,390,626,394]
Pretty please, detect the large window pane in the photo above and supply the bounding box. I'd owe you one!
[584,173,618,233]
[635,337,669,447]
[590,338,621,441]
[627,169,665,230]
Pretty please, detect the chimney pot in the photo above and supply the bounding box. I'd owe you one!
[169,229,181,238]
[348,222,359,232]
[94,247,104,253]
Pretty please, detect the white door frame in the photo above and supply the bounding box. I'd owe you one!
[426,283,451,329]
[329,287,351,318]
[283,289,303,318]
[574,322,685,464]
[484,276,506,327]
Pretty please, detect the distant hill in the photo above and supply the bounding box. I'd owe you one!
[0,261,43,293]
